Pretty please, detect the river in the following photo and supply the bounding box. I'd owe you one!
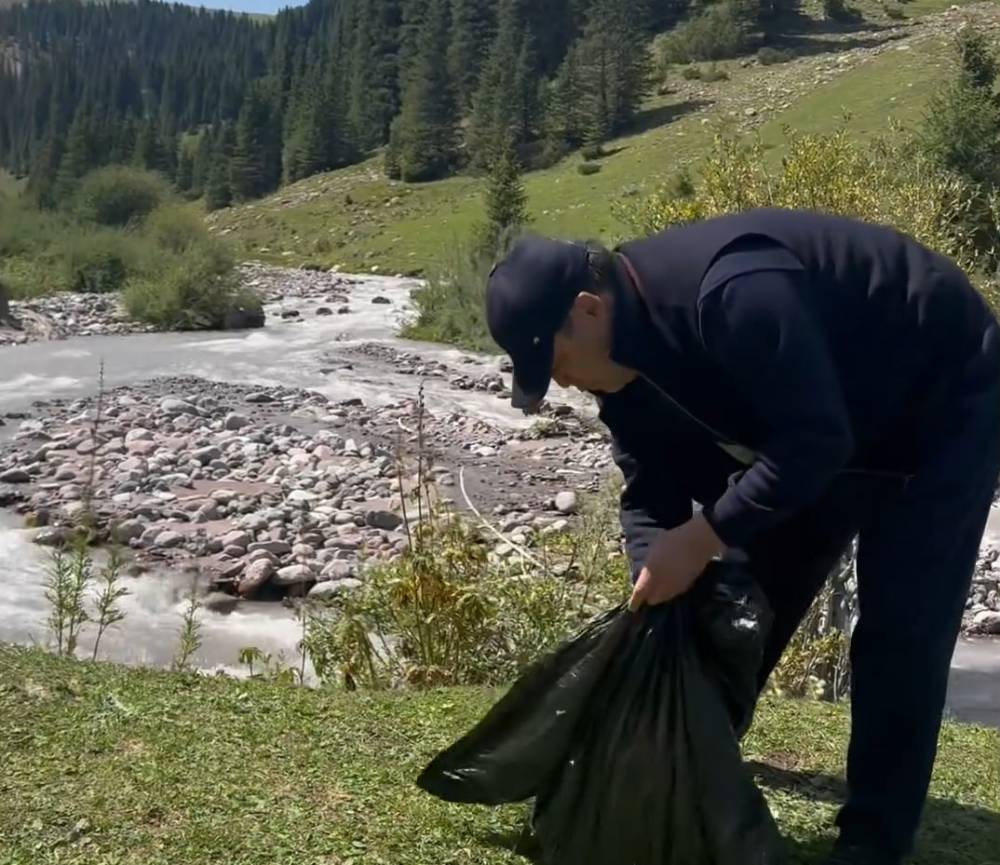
[0,272,997,725]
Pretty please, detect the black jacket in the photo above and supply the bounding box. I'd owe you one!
[601,208,999,571]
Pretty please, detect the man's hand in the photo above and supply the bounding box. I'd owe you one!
[629,513,725,612]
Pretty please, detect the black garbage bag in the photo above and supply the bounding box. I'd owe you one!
[416,562,784,865]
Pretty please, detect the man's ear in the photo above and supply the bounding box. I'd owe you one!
[574,291,605,319]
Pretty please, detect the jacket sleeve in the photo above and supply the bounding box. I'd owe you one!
[698,267,854,548]
[610,431,693,582]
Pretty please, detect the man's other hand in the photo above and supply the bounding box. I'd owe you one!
[629,514,725,611]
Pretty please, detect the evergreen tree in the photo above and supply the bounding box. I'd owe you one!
[448,0,495,112]
[347,0,402,151]
[191,129,214,198]
[389,0,458,181]
[231,83,282,201]
[513,32,542,143]
[477,133,529,257]
[26,128,64,211]
[54,107,97,203]
[544,43,588,150]
[468,0,525,170]
[575,0,650,142]
[205,124,235,212]
[133,117,171,176]
[175,147,194,194]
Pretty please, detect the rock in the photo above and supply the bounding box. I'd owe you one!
[224,413,249,431]
[0,468,30,483]
[238,559,274,596]
[309,578,363,600]
[321,560,357,581]
[248,539,292,556]
[192,445,222,465]
[365,509,402,531]
[316,307,333,316]
[33,526,70,547]
[154,530,186,549]
[128,439,158,456]
[371,296,392,304]
[972,610,1000,634]
[203,592,240,613]
[224,305,265,330]
[273,564,315,586]
[110,518,145,544]
[292,542,316,558]
[220,529,251,550]
[126,428,153,443]
[193,501,222,522]
[54,465,78,482]
[218,559,245,581]
[280,309,301,319]
[246,392,274,404]
[248,548,280,565]
[555,491,578,515]
[160,397,198,416]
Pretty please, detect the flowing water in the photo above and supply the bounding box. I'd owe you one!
[0,274,997,724]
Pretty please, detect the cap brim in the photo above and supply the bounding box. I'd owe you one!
[510,341,554,413]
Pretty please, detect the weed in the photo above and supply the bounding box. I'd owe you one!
[173,580,203,672]
[43,539,93,658]
[90,546,129,662]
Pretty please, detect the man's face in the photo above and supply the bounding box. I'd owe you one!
[549,292,617,394]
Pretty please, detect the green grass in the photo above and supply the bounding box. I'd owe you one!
[209,0,990,276]
[1,646,997,865]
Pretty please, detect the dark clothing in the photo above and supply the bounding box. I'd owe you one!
[614,208,998,548]
[600,208,1000,857]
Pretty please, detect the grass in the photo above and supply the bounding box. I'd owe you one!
[0,645,997,865]
[208,0,990,276]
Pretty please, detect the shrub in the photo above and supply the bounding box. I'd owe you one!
[757,46,794,66]
[123,236,259,330]
[578,162,602,176]
[143,204,212,254]
[73,166,170,228]
[581,143,605,161]
[61,230,148,293]
[882,3,905,20]
[617,126,1000,312]
[659,3,747,66]
[682,66,703,80]
[701,63,730,82]
[402,240,498,351]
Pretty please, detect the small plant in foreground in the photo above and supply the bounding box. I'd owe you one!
[173,580,203,672]
[43,539,93,658]
[90,546,129,661]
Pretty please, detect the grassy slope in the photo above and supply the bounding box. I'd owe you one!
[1,646,997,865]
[209,0,984,276]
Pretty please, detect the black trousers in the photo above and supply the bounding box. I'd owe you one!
[734,325,1000,858]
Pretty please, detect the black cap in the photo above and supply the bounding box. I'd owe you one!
[486,235,590,411]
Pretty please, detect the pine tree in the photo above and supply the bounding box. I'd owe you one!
[574,0,650,142]
[468,0,525,171]
[54,107,97,204]
[230,83,282,202]
[477,133,529,257]
[190,129,214,198]
[133,117,170,175]
[389,0,458,182]
[26,100,65,210]
[175,147,194,194]
[513,32,542,143]
[448,0,495,112]
[347,0,402,151]
[544,43,588,150]
[205,125,235,212]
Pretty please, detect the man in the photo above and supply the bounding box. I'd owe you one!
[485,208,1000,865]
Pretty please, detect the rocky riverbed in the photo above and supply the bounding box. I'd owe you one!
[0,372,612,603]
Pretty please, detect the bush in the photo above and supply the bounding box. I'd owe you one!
[617,126,1000,313]
[757,46,794,66]
[701,63,730,82]
[578,162,602,176]
[123,236,258,330]
[402,241,497,351]
[581,143,605,161]
[143,204,212,255]
[73,166,170,228]
[681,66,703,80]
[882,2,906,20]
[659,3,748,66]
[62,231,141,294]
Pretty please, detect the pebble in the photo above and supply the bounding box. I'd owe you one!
[309,577,363,599]
[273,564,315,586]
[192,445,222,465]
[220,529,251,550]
[555,491,579,515]
[224,413,249,430]
[160,397,198,416]
[248,539,292,556]
[365,509,403,531]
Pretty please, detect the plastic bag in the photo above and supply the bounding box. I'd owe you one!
[416,562,785,865]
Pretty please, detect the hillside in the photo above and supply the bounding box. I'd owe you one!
[208,0,1000,274]
[1,645,998,865]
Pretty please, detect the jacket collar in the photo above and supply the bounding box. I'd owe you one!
[609,251,658,374]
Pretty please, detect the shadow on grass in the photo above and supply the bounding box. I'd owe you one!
[750,761,1000,865]
[627,98,714,136]
[480,763,1000,865]
[772,30,908,59]
[766,9,896,37]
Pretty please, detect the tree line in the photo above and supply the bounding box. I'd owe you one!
[0,0,798,210]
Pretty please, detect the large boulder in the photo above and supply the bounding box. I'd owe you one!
[223,303,265,331]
